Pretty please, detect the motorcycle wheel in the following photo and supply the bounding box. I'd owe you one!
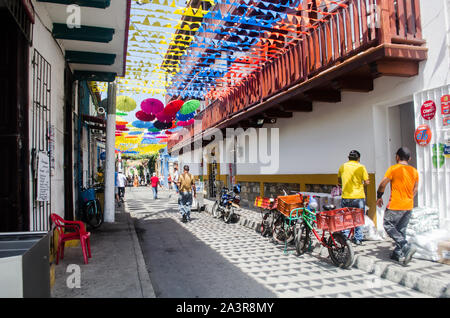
[327,233,354,269]
[212,201,220,218]
[295,221,311,256]
[224,206,234,223]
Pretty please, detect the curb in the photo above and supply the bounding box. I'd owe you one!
[123,206,156,298]
[203,200,450,298]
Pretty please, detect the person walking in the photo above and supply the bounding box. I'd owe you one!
[177,165,196,223]
[173,166,180,194]
[115,171,121,207]
[150,172,160,200]
[133,175,139,187]
[376,147,418,266]
[117,170,128,203]
[338,150,370,245]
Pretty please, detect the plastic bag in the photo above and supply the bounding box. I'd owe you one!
[407,229,450,261]
[362,215,384,241]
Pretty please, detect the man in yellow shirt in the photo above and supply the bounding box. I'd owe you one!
[338,150,370,245]
[377,147,418,266]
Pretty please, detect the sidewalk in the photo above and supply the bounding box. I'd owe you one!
[51,203,155,298]
[202,198,450,298]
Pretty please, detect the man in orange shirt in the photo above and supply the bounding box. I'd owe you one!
[376,147,419,266]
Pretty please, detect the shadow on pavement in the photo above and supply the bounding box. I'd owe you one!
[135,217,278,298]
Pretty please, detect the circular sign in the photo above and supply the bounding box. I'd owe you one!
[421,100,436,120]
[414,125,432,146]
[442,95,450,115]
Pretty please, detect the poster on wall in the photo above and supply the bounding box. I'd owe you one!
[36,151,50,202]
[444,116,450,127]
[48,125,55,176]
[414,124,432,146]
[421,100,436,120]
[442,95,450,115]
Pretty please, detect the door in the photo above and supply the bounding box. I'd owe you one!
[0,10,30,231]
[387,102,418,207]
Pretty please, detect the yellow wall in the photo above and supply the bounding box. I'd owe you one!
[233,173,377,224]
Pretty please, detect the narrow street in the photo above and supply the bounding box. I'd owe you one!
[128,187,430,298]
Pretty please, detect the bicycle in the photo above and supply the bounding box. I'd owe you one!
[80,185,104,229]
[291,203,364,269]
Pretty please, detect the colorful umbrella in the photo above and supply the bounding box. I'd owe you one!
[116,96,137,112]
[136,110,156,122]
[156,111,176,123]
[153,120,173,130]
[163,100,184,115]
[180,100,200,114]
[176,112,195,121]
[141,98,164,115]
[177,119,195,126]
[132,120,153,129]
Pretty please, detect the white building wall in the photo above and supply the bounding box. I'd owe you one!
[29,3,67,220]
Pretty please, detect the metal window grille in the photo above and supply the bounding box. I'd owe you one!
[31,49,52,231]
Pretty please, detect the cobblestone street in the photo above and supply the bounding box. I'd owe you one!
[128,187,431,298]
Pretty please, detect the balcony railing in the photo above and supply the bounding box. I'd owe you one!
[169,0,425,149]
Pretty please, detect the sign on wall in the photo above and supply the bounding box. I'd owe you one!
[414,124,432,146]
[421,100,437,120]
[36,151,50,202]
[442,95,450,115]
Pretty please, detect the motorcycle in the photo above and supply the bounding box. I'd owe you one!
[211,185,241,223]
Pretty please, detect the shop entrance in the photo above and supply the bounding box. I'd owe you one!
[387,101,418,207]
[388,102,417,168]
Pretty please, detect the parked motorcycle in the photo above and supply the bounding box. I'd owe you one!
[211,185,241,223]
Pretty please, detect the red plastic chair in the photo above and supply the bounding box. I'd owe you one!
[50,213,91,265]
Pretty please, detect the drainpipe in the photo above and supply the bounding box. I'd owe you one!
[104,82,117,223]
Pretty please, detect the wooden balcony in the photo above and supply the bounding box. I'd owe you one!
[168,0,427,150]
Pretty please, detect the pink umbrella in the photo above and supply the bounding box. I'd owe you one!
[163,100,184,115]
[177,119,194,126]
[156,111,176,123]
[141,98,164,115]
[116,124,127,130]
[136,110,156,122]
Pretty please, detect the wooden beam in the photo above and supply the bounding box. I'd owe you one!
[331,77,374,92]
[279,100,313,112]
[373,60,419,77]
[304,89,341,103]
[264,110,293,118]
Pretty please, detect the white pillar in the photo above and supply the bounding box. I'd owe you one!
[103,82,117,223]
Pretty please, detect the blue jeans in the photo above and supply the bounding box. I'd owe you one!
[341,198,365,241]
[179,191,192,220]
[152,186,158,199]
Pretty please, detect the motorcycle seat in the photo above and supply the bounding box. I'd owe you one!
[323,204,336,211]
